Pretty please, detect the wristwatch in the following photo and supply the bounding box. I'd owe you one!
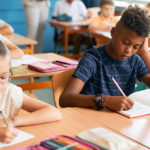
[94,94,104,109]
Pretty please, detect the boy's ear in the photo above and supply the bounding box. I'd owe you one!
[111,27,116,37]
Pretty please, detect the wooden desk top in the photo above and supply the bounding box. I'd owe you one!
[50,19,91,28]
[76,107,150,149]
[91,31,111,39]
[13,53,76,79]
[5,33,37,46]
[0,108,145,150]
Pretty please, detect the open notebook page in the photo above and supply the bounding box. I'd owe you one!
[128,89,150,107]
[118,101,150,118]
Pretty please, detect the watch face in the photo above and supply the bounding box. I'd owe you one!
[94,94,104,109]
[95,96,101,102]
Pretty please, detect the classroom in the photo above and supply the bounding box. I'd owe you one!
[0,0,150,150]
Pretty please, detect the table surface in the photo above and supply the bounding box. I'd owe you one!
[50,19,91,28]
[12,53,75,79]
[0,108,147,150]
[5,33,37,46]
[76,107,150,149]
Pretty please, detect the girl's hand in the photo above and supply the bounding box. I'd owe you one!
[0,127,18,143]
[102,95,134,111]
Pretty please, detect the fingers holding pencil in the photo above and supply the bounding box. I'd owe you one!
[111,77,134,110]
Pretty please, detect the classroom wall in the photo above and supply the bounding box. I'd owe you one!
[0,0,59,53]
[0,0,101,53]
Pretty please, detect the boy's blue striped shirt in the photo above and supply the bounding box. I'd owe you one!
[73,45,149,96]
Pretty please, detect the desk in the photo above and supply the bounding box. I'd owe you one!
[50,19,91,58]
[12,53,76,93]
[76,107,150,149]
[91,31,150,49]
[90,31,111,47]
[5,33,37,54]
[0,108,145,150]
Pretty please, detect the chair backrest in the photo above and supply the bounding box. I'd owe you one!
[52,69,75,108]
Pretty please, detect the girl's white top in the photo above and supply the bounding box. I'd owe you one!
[0,83,23,118]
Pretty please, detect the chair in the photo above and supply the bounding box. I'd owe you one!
[51,69,75,108]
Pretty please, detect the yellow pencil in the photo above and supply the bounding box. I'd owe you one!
[112,77,126,97]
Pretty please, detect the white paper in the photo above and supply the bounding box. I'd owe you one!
[11,54,48,68]
[95,31,111,39]
[0,129,34,148]
[128,89,150,107]
[119,101,150,118]
[77,128,137,150]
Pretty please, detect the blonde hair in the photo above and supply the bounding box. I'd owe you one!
[0,40,10,59]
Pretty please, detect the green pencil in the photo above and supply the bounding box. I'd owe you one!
[0,111,9,127]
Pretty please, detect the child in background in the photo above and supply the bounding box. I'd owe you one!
[89,0,118,46]
[0,34,23,59]
[0,41,61,143]
[0,20,23,58]
[0,20,14,35]
[60,6,150,111]
[52,0,92,54]
[145,3,150,16]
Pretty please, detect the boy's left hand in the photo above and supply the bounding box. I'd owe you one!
[136,38,149,56]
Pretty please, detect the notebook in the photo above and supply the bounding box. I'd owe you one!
[76,128,137,150]
[28,59,78,73]
[0,129,34,148]
[118,89,150,118]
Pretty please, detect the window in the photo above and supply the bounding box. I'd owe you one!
[114,0,149,8]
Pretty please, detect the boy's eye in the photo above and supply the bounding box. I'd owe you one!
[133,45,140,50]
[123,40,130,45]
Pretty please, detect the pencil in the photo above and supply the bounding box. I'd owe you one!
[57,142,78,150]
[0,111,9,127]
[112,77,126,97]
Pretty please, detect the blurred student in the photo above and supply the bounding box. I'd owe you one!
[145,3,150,16]
[0,41,61,143]
[0,34,23,59]
[53,0,91,21]
[0,20,14,35]
[21,0,50,53]
[89,0,118,46]
[52,0,92,54]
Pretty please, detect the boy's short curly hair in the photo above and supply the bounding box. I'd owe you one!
[118,5,150,37]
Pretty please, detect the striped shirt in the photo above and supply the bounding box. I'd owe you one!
[73,45,149,96]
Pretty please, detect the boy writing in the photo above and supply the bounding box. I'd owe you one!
[60,6,150,111]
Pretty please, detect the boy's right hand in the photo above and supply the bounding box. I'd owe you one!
[0,127,18,143]
[102,96,134,111]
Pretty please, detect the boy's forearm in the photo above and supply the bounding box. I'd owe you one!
[60,93,96,108]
